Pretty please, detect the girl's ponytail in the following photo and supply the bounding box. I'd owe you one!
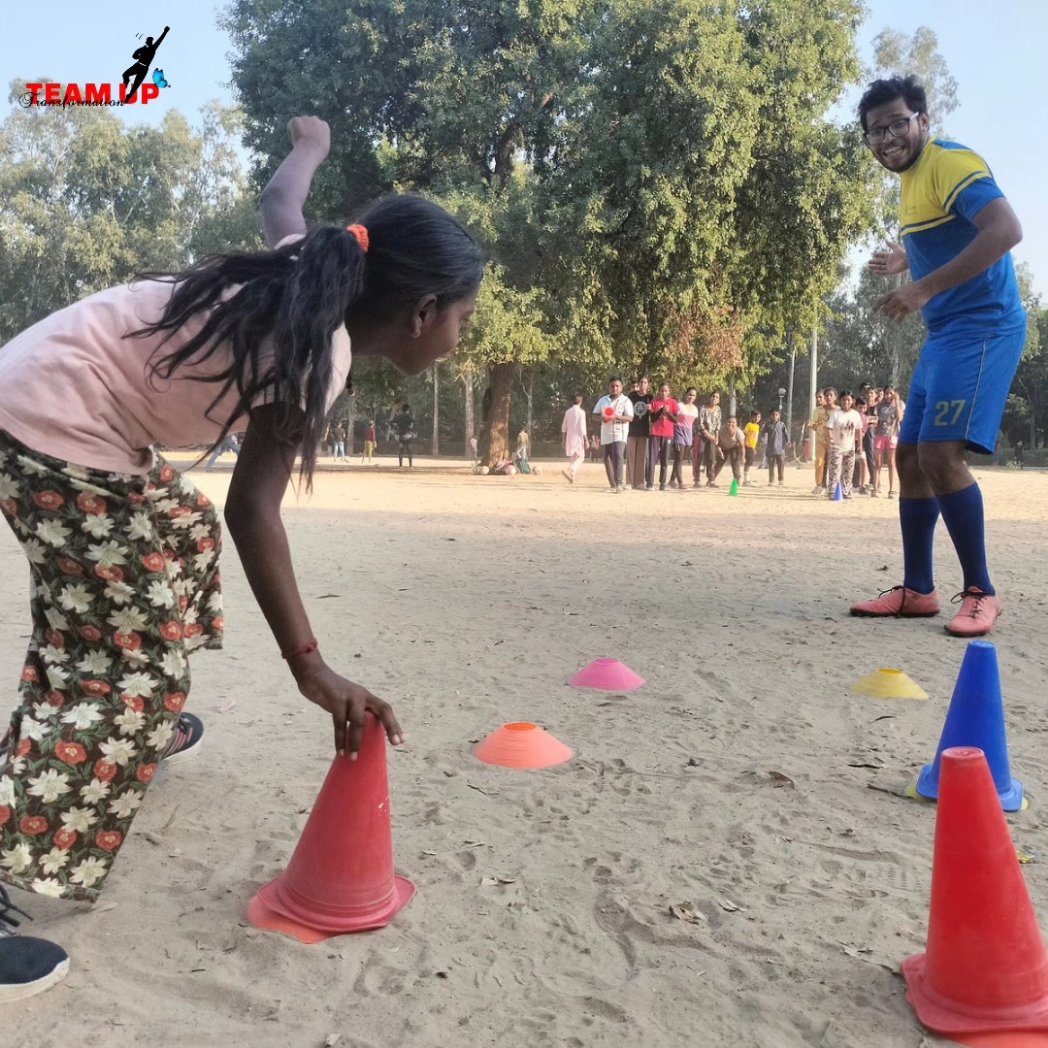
[271,228,366,482]
[137,227,367,489]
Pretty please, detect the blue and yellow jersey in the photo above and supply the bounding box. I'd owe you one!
[900,139,1024,334]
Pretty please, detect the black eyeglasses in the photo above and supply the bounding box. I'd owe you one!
[864,113,920,145]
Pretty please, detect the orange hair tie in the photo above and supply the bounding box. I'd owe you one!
[346,224,369,253]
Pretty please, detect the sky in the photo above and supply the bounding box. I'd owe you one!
[1,0,1045,297]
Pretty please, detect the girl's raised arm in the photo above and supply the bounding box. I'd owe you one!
[260,116,331,249]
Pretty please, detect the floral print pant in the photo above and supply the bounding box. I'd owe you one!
[0,431,222,901]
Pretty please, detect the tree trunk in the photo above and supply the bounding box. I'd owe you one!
[482,361,514,466]
[808,327,818,461]
[463,371,475,458]
[521,367,534,442]
[785,339,796,450]
[346,392,356,457]
[431,364,440,457]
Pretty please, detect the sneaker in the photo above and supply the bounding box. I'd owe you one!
[561,469,574,485]
[850,585,941,618]
[870,489,879,497]
[0,886,70,1002]
[888,490,896,500]
[162,712,204,765]
[812,485,825,495]
[945,588,1002,638]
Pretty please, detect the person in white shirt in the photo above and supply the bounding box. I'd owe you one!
[825,389,864,499]
[561,393,588,483]
[592,376,634,491]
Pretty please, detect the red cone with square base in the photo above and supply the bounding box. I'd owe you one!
[903,747,1048,1037]
[248,715,414,943]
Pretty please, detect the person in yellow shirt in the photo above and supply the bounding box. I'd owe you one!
[806,390,832,493]
[743,410,761,486]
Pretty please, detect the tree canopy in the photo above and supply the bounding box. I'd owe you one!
[0,85,257,344]
[225,0,878,458]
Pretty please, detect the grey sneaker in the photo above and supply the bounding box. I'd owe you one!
[0,885,70,1002]
[161,712,204,765]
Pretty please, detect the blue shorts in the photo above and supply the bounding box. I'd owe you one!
[899,321,1026,454]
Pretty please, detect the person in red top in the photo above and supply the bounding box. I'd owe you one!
[361,419,377,463]
[646,382,679,491]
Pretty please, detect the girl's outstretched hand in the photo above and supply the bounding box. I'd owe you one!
[287,115,330,158]
[293,660,403,758]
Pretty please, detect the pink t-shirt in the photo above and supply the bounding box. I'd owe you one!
[0,269,351,475]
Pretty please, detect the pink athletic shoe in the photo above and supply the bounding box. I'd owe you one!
[850,585,941,618]
[945,588,1002,637]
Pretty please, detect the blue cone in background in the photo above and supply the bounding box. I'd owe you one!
[916,640,1024,811]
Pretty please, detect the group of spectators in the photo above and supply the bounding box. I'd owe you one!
[805,383,905,499]
[560,375,792,491]
[319,404,417,467]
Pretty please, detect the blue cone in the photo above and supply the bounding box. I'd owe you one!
[915,640,1024,811]
[831,481,843,501]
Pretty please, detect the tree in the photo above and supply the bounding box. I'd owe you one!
[0,83,258,344]
[869,27,959,120]
[226,2,878,460]
[225,0,607,464]
[1007,269,1045,447]
[550,0,873,401]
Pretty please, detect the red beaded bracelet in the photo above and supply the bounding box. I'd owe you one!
[281,638,319,660]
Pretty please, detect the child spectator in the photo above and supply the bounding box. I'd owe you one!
[763,408,789,486]
[671,387,699,489]
[362,419,377,463]
[646,382,678,490]
[711,416,745,486]
[743,410,761,486]
[825,390,863,499]
[806,391,829,493]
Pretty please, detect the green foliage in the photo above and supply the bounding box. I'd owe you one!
[868,27,959,122]
[227,0,880,419]
[551,0,875,387]
[0,84,259,344]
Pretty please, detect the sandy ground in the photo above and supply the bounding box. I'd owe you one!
[4,453,1048,1048]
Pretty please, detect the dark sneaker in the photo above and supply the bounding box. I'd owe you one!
[162,712,204,765]
[0,886,70,1002]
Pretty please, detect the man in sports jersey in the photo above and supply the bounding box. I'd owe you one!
[850,76,1025,637]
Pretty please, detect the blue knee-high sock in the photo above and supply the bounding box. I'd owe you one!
[900,496,940,594]
[937,483,993,594]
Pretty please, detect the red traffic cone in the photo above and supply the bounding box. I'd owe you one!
[248,715,414,943]
[903,747,1048,1036]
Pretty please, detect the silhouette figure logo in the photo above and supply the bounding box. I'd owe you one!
[121,25,169,103]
